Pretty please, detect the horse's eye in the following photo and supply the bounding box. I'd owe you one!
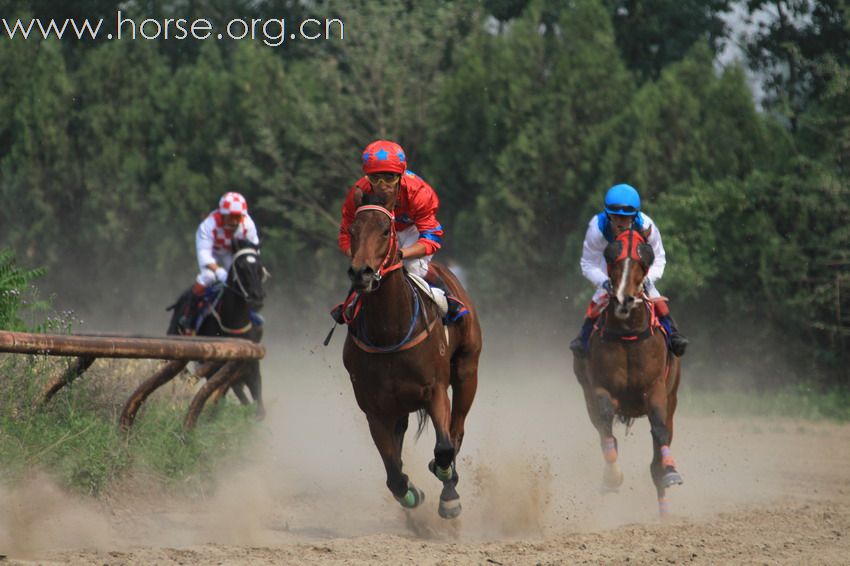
[348,227,354,235]
[383,229,390,237]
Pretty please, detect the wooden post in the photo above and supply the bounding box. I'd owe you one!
[183,361,243,431]
[37,355,97,407]
[120,360,189,432]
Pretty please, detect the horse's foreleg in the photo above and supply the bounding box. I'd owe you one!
[428,387,461,519]
[367,414,424,510]
[647,384,683,516]
[449,351,479,455]
[583,385,623,492]
[243,360,265,421]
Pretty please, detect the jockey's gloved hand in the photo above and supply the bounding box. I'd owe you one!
[215,267,228,284]
[601,280,612,294]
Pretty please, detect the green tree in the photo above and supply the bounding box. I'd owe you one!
[0,39,76,268]
[743,0,850,131]
[429,0,633,300]
[603,0,733,81]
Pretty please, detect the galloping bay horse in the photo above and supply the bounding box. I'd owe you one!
[167,238,267,418]
[573,227,683,516]
[342,192,482,519]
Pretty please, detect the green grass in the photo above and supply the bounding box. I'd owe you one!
[0,355,258,497]
[681,383,850,422]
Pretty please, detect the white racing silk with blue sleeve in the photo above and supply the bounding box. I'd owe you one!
[580,212,666,302]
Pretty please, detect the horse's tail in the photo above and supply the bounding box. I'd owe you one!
[414,408,429,441]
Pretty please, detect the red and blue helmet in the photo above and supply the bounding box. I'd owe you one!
[361,140,407,175]
[604,184,641,216]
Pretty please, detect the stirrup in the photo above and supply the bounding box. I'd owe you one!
[444,297,469,324]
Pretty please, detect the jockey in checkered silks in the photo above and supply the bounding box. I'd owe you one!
[179,192,260,330]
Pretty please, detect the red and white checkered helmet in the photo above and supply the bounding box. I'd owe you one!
[218,192,248,216]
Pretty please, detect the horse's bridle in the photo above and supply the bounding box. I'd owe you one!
[353,205,403,288]
[606,228,650,307]
[226,247,263,300]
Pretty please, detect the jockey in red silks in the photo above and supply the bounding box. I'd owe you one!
[335,139,467,323]
[180,192,260,330]
[569,184,688,357]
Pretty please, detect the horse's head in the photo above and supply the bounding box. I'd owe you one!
[604,227,654,320]
[229,239,267,310]
[347,191,400,292]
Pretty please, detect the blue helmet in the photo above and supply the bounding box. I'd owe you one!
[604,184,641,216]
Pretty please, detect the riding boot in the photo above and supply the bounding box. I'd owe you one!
[569,316,596,357]
[179,283,207,333]
[423,267,468,323]
[659,315,689,357]
[652,298,688,357]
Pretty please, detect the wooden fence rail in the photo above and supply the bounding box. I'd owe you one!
[0,330,264,360]
[0,330,265,431]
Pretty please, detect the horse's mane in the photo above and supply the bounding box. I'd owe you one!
[232,237,259,252]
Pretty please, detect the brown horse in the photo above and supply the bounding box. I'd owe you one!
[342,192,482,519]
[573,227,683,516]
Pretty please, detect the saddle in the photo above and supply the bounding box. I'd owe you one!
[167,285,219,335]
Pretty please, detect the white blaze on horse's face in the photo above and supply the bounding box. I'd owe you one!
[614,257,632,320]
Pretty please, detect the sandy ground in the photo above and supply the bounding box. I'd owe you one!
[1,321,849,565]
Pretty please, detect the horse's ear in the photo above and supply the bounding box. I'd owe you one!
[637,243,655,269]
[640,225,652,241]
[604,241,623,265]
[353,188,363,208]
[362,192,385,206]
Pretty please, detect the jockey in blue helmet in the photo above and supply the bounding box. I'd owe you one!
[569,184,689,357]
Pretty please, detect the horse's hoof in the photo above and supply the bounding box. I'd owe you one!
[438,497,462,519]
[602,464,624,491]
[599,484,620,495]
[661,469,683,488]
[396,485,425,509]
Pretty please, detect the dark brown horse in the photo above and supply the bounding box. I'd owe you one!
[573,227,683,516]
[342,192,482,519]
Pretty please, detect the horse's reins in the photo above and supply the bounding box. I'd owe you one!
[355,205,404,283]
[334,205,403,327]
[601,228,652,342]
[331,204,438,353]
[209,247,260,335]
[600,228,672,384]
[225,247,259,301]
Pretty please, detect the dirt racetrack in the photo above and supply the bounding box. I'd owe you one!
[2,324,849,565]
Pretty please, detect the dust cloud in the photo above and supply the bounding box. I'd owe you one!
[0,474,113,557]
[0,301,833,558]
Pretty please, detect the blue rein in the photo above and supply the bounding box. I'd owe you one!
[356,276,423,353]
